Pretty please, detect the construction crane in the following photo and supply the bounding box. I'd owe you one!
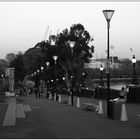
[44,26,49,42]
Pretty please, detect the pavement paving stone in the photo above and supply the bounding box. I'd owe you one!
[23,104,32,112]
[0,94,140,138]
[0,103,8,126]
[2,97,16,126]
[16,104,26,118]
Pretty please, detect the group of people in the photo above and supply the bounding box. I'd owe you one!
[35,80,48,98]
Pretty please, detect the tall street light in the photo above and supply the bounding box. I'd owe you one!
[131,55,138,85]
[36,69,40,93]
[53,55,58,100]
[68,40,76,106]
[100,64,104,86]
[46,61,50,84]
[41,66,44,81]
[46,61,50,69]
[103,9,114,118]
[45,61,50,98]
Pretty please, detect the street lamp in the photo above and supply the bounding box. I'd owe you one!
[103,9,114,118]
[100,64,104,86]
[41,66,44,72]
[45,61,50,97]
[46,61,50,68]
[68,41,75,53]
[37,69,40,74]
[40,66,44,80]
[53,56,58,64]
[53,55,58,101]
[131,55,137,85]
[51,79,54,89]
[68,40,76,106]
[62,77,65,81]
[35,69,40,95]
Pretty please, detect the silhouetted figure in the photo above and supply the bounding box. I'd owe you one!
[119,87,127,101]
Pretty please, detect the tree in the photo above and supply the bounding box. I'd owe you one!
[47,23,93,91]
[5,53,16,67]
[10,52,26,87]
[23,23,94,91]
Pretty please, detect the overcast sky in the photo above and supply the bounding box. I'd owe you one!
[0,2,140,60]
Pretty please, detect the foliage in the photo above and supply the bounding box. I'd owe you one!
[10,52,26,87]
[23,23,94,91]
[5,53,16,65]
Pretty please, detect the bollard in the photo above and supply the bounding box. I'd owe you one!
[54,93,56,101]
[76,97,80,107]
[58,95,61,102]
[49,93,52,100]
[120,103,128,121]
[97,100,104,114]
[68,96,71,105]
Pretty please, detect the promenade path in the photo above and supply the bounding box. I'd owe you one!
[0,94,140,139]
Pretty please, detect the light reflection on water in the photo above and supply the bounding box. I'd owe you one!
[110,82,130,90]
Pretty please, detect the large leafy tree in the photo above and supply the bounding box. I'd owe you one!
[24,23,94,90]
[54,24,93,90]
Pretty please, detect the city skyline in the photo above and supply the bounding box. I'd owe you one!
[0,2,140,60]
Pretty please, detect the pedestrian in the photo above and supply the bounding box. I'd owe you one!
[119,87,127,101]
[38,84,42,98]
[76,86,81,97]
[35,87,38,98]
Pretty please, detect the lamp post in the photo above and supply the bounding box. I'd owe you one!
[45,61,50,98]
[45,61,50,96]
[35,69,40,97]
[40,66,44,81]
[131,55,137,85]
[62,77,65,88]
[68,40,76,106]
[103,9,114,118]
[53,55,58,100]
[100,64,104,86]
[41,66,44,72]
[46,61,50,69]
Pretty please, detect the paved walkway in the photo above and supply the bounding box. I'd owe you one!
[2,97,16,126]
[0,94,140,138]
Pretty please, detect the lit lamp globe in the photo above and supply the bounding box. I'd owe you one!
[53,56,58,64]
[62,77,65,80]
[100,65,104,71]
[41,66,44,71]
[46,61,50,67]
[37,69,40,73]
[132,55,136,64]
[68,41,75,53]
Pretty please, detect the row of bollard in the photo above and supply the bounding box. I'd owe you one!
[48,93,128,122]
[97,100,128,121]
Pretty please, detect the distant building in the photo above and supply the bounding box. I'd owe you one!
[85,56,120,69]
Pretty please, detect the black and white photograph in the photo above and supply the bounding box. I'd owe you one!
[0,0,140,139]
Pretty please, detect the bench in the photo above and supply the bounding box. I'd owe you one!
[82,103,98,112]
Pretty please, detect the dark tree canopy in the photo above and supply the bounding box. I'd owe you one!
[23,23,94,89]
[10,52,26,86]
